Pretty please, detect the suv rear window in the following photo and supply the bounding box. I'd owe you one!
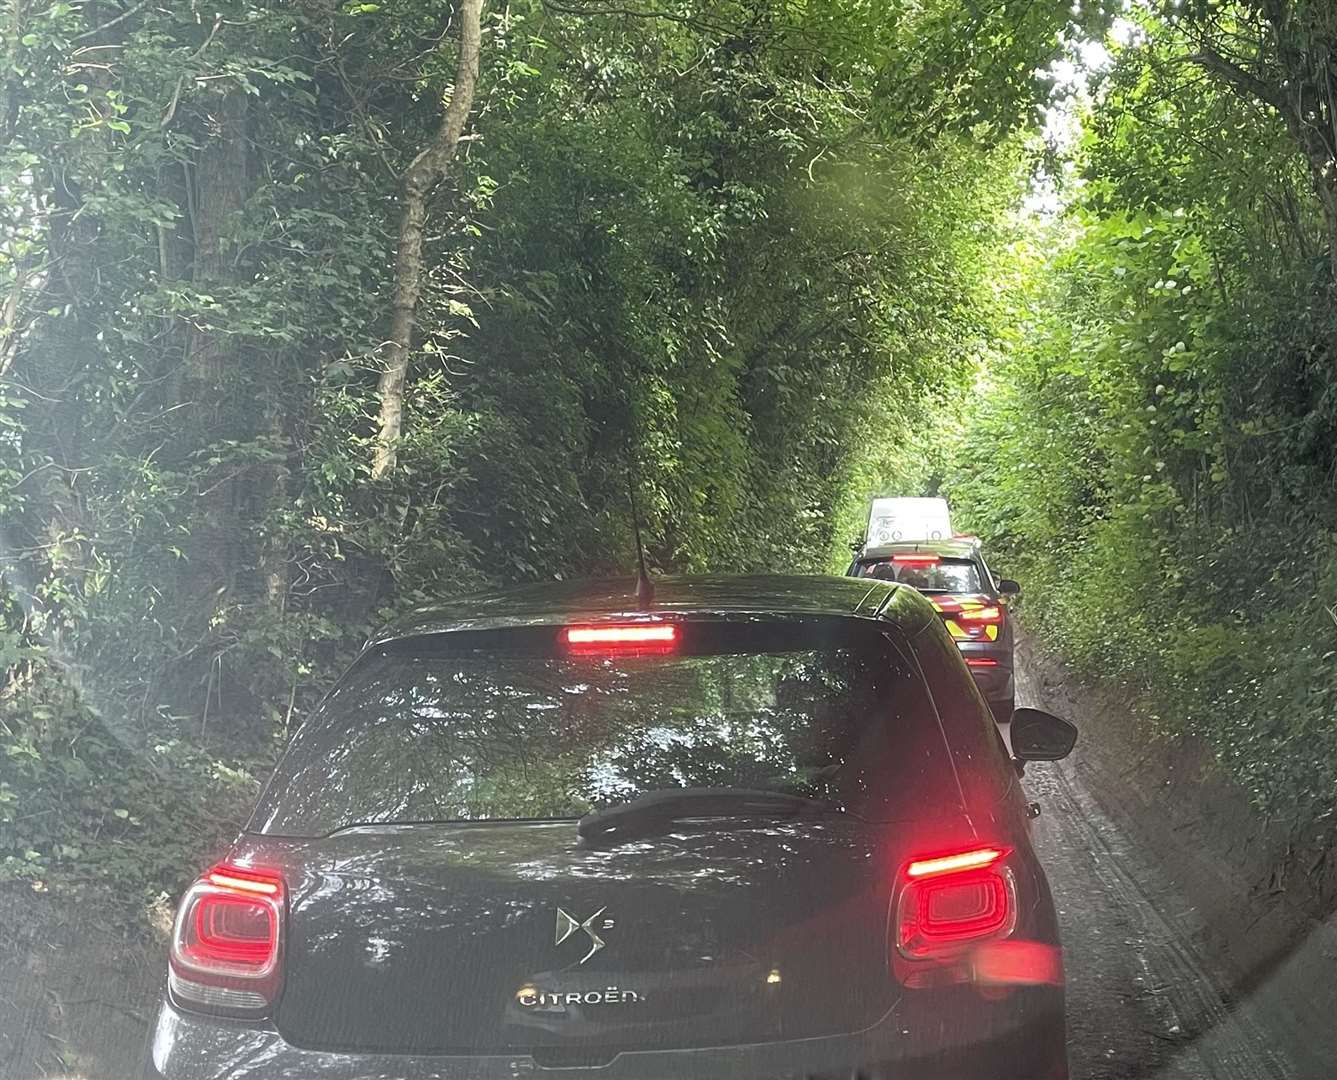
[252,621,960,836]
[857,557,983,593]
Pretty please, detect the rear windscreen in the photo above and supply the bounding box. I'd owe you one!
[251,621,959,836]
[858,557,982,593]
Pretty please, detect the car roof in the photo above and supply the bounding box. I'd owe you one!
[858,538,981,561]
[369,573,937,647]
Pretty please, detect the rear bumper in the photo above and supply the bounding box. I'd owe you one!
[957,642,1014,704]
[144,986,1066,1080]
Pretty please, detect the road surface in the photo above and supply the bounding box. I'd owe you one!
[1017,659,1332,1080]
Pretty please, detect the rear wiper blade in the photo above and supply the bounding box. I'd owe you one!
[577,787,851,844]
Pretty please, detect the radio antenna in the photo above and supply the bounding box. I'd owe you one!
[627,474,654,608]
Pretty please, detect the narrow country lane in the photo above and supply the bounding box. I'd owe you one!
[1016,653,1336,1080]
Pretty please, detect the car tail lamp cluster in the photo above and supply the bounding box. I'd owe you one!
[169,865,285,1015]
[894,846,1017,984]
[563,623,678,653]
[930,595,1004,642]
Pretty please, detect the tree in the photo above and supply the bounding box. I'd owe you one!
[1176,1,1337,280]
[372,0,484,479]
[0,0,1088,923]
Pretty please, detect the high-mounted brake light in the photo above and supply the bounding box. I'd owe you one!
[563,623,680,656]
[169,864,285,1016]
[561,625,673,641]
[891,553,941,566]
[895,846,1016,968]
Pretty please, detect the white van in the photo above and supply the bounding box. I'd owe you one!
[864,497,953,546]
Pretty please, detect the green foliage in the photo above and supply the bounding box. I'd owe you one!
[944,18,1337,819]
[0,0,1078,925]
[0,637,259,920]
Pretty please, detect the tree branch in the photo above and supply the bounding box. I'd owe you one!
[72,0,150,42]
[159,14,222,131]
[372,0,484,479]
[1187,46,1289,117]
[541,0,730,31]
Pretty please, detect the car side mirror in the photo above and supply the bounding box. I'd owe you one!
[996,578,1020,596]
[1011,707,1077,762]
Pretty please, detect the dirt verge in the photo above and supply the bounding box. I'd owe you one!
[0,893,160,1080]
[1017,632,1337,1075]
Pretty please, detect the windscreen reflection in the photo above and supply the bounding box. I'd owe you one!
[252,644,958,836]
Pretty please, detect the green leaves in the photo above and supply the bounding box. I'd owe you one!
[938,7,1337,824]
[0,0,1160,935]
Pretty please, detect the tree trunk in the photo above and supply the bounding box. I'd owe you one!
[261,390,290,609]
[187,91,248,394]
[371,0,484,480]
[180,91,250,608]
[0,0,26,147]
[1312,164,1337,285]
[1188,4,1337,280]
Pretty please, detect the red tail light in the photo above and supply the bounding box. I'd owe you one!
[907,846,1008,878]
[895,846,1016,964]
[931,595,1005,642]
[891,553,940,566]
[169,864,285,1015]
[563,623,678,652]
[960,605,1002,624]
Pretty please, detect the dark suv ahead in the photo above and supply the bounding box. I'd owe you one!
[849,539,1019,724]
[146,574,1074,1080]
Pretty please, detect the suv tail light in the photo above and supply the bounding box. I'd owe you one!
[930,595,1004,642]
[169,864,285,1015]
[895,846,1016,967]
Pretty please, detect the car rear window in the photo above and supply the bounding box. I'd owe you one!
[858,557,982,593]
[251,620,961,836]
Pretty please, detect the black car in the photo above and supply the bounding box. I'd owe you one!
[849,539,1020,724]
[146,574,1075,1080]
